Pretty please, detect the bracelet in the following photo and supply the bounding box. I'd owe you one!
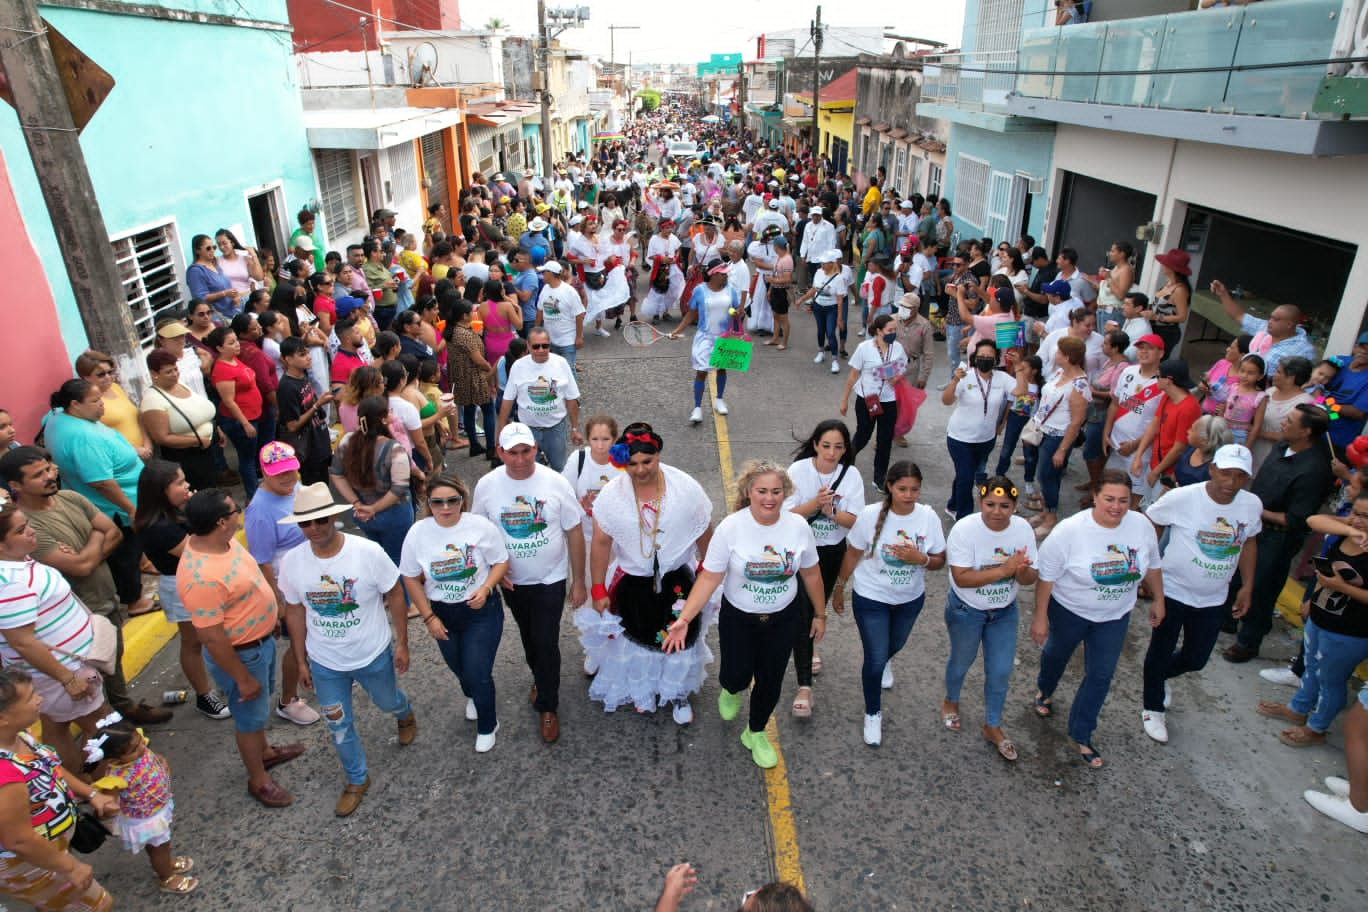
[590,583,609,601]
[814,613,827,620]
[422,615,439,624]
[63,676,78,688]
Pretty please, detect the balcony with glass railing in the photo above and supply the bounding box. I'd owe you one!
[920,50,1018,114]
[1014,0,1363,119]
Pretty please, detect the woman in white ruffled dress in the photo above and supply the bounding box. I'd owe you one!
[566,214,631,335]
[576,422,715,724]
[641,219,685,321]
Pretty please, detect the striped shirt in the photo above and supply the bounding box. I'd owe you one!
[0,560,93,674]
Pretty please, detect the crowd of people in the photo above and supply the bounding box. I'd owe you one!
[0,103,1364,910]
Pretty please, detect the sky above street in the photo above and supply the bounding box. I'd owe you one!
[457,0,966,65]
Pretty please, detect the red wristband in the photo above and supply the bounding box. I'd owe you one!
[591,583,609,601]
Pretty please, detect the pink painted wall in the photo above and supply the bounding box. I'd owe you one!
[0,150,78,444]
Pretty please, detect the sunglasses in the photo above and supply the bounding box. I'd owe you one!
[429,496,464,509]
[529,343,551,350]
[217,505,240,523]
[297,515,335,528]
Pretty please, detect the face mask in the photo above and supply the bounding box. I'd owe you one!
[881,331,898,344]
[974,357,996,372]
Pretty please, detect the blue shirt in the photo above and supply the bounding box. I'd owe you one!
[42,412,142,522]
[1241,313,1317,377]
[186,263,236,319]
[243,486,306,568]
[1327,364,1368,447]
[512,268,542,325]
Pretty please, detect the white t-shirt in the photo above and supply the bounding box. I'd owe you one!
[947,513,1038,611]
[562,448,617,543]
[1036,372,1091,435]
[1146,484,1263,608]
[1037,510,1160,622]
[811,269,850,308]
[1109,365,1162,445]
[389,395,422,435]
[846,503,947,603]
[783,458,866,546]
[847,339,908,401]
[504,353,580,428]
[471,464,584,585]
[537,283,584,346]
[1039,329,1105,380]
[703,510,818,614]
[398,513,509,603]
[946,369,1015,443]
[278,535,400,673]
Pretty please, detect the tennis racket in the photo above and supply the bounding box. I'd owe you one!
[623,321,674,347]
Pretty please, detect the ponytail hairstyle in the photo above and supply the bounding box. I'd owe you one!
[733,459,792,512]
[50,379,93,412]
[865,461,922,561]
[790,419,854,466]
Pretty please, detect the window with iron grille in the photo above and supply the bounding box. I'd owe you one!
[386,144,419,204]
[112,222,185,349]
[975,0,1025,57]
[314,149,360,236]
[953,155,989,228]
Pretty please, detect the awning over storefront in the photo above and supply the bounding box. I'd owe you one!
[304,106,462,151]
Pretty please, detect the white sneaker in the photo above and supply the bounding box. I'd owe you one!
[583,656,599,676]
[465,698,478,721]
[1304,789,1368,833]
[881,664,894,690]
[474,722,499,753]
[594,327,611,337]
[1141,710,1169,743]
[857,328,866,337]
[1260,667,1302,688]
[689,406,703,424]
[863,712,882,747]
[813,351,825,364]
[713,398,728,415]
[672,700,693,725]
[1164,682,1172,709]
[276,698,320,726]
[1325,775,1351,797]
[831,359,840,373]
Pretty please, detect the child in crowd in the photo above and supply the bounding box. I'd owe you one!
[1198,334,1251,416]
[1307,358,1342,398]
[998,355,1043,506]
[87,715,197,895]
[1223,353,1267,445]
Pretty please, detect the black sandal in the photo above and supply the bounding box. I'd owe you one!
[1033,694,1053,717]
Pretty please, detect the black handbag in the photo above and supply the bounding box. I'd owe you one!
[68,810,112,854]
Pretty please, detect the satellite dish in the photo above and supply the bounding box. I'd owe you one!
[410,42,438,86]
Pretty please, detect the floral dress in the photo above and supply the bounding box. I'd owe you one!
[447,325,489,407]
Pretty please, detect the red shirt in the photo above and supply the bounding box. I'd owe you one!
[211,358,263,421]
[1151,392,1201,469]
[330,348,366,386]
[238,340,278,399]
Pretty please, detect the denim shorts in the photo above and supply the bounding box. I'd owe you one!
[158,574,190,624]
[204,636,276,734]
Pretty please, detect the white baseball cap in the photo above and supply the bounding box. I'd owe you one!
[498,422,536,450]
[767,199,779,209]
[817,250,842,264]
[1212,444,1253,475]
[539,261,564,275]
[899,200,915,209]
[810,206,824,216]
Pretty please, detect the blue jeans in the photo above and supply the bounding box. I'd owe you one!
[1082,417,1106,462]
[813,304,839,358]
[219,415,263,500]
[1036,597,1131,745]
[356,500,414,567]
[531,418,569,472]
[310,646,412,785]
[551,343,577,369]
[995,411,1033,481]
[851,590,925,715]
[462,401,496,448]
[1141,596,1226,712]
[1289,619,1368,733]
[1036,432,1071,512]
[431,595,504,735]
[943,590,1019,727]
[944,322,965,371]
[947,436,995,519]
[203,636,275,734]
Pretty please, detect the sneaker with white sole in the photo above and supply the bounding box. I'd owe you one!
[672,700,693,725]
[1141,710,1169,743]
[195,691,231,720]
[465,698,478,721]
[1304,789,1368,833]
[1260,667,1302,688]
[276,698,320,726]
[594,327,611,337]
[1325,775,1351,797]
[689,406,703,424]
[857,328,866,337]
[863,712,882,747]
[713,398,728,415]
[881,665,894,690]
[831,359,840,373]
[475,722,499,753]
[814,351,825,364]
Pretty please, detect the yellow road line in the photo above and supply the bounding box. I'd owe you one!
[706,374,805,893]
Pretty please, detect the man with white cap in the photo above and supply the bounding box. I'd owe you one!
[799,206,838,276]
[497,325,582,472]
[1139,443,1261,744]
[471,423,587,743]
[278,483,415,816]
[535,262,585,368]
[895,199,919,249]
[752,196,788,239]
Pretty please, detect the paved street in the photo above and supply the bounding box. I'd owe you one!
[72,314,1363,912]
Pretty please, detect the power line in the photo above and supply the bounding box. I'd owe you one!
[316,0,450,40]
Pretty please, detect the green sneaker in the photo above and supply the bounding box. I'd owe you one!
[717,688,742,721]
[741,727,778,769]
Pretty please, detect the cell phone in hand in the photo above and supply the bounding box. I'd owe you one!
[1313,556,1338,578]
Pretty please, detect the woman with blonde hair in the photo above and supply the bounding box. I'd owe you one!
[663,459,825,768]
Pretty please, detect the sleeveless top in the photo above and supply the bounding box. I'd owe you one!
[482,302,515,362]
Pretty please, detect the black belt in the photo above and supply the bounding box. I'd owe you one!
[232,634,271,652]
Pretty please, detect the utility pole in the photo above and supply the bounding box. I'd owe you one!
[0,0,140,371]
[810,5,823,162]
[537,0,555,183]
[608,24,639,76]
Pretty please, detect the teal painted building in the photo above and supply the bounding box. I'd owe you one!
[522,122,544,174]
[0,0,318,356]
[697,54,742,78]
